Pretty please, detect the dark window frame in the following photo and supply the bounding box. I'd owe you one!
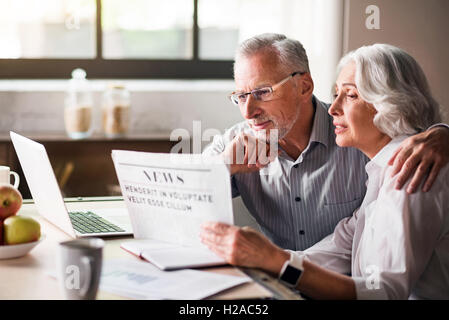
[0,0,234,79]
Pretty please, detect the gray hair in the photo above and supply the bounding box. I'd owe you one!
[234,33,310,75]
[338,43,441,138]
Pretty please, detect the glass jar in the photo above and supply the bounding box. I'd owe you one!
[64,68,93,139]
[102,84,131,138]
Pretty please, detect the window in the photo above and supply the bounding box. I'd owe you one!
[102,0,194,60]
[0,0,96,59]
[0,0,342,89]
[198,0,304,60]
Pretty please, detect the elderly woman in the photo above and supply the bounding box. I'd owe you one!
[201,44,449,299]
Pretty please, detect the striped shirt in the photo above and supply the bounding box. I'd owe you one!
[203,96,369,250]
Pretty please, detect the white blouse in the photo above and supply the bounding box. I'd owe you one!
[291,136,449,299]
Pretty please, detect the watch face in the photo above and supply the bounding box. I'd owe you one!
[281,265,302,286]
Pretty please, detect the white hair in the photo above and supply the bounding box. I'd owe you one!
[234,33,310,75]
[337,43,441,138]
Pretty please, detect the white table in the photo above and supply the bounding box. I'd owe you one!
[0,198,302,300]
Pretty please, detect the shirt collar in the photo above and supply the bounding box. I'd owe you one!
[366,135,410,171]
[308,95,330,148]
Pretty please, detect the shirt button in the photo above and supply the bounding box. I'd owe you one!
[295,196,301,202]
[299,230,305,235]
[293,164,298,168]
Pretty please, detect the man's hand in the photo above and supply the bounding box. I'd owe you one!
[200,222,289,275]
[389,126,449,193]
[222,132,279,175]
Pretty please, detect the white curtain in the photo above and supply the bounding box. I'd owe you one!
[237,0,344,103]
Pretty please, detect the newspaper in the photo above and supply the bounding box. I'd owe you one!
[100,259,251,300]
[111,151,234,246]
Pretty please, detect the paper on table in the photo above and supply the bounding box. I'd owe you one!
[100,259,251,300]
[121,239,226,270]
[111,151,233,246]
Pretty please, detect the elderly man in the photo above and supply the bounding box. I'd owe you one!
[202,33,449,252]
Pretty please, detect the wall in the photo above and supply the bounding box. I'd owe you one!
[0,80,261,229]
[1,1,447,228]
[0,80,241,142]
[343,0,449,123]
[2,1,447,132]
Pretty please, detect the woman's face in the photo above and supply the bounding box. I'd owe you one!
[328,62,387,156]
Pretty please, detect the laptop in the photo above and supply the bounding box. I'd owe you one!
[10,131,133,238]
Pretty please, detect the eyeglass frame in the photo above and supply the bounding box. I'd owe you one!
[228,71,306,106]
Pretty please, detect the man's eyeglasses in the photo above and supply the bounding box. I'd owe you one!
[228,71,306,106]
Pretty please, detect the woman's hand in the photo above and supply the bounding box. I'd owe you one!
[389,126,449,193]
[200,222,289,275]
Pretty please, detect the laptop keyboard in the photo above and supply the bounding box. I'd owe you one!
[69,211,125,234]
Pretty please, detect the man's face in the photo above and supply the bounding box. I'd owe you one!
[234,50,301,140]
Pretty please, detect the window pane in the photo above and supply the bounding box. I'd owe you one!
[0,0,96,59]
[199,0,343,102]
[198,0,320,60]
[102,0,193,59]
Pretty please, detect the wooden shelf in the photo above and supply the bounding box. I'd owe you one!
[0,134,178,199]
[0,131,173,142]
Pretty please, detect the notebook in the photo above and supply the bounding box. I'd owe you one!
[121,239,226,270]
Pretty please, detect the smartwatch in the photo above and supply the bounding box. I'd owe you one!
[279,253,304,289]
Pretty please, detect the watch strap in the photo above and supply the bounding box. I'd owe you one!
[279,252,304,288]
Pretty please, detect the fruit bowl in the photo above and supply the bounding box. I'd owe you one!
[0,235,45,260]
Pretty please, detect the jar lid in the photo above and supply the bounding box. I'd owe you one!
[107,83,126,90]
[71,68,87,79]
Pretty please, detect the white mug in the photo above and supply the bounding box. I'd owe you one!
[0,166,20,188]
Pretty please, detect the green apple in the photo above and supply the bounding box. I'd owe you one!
[3,215,41,245]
